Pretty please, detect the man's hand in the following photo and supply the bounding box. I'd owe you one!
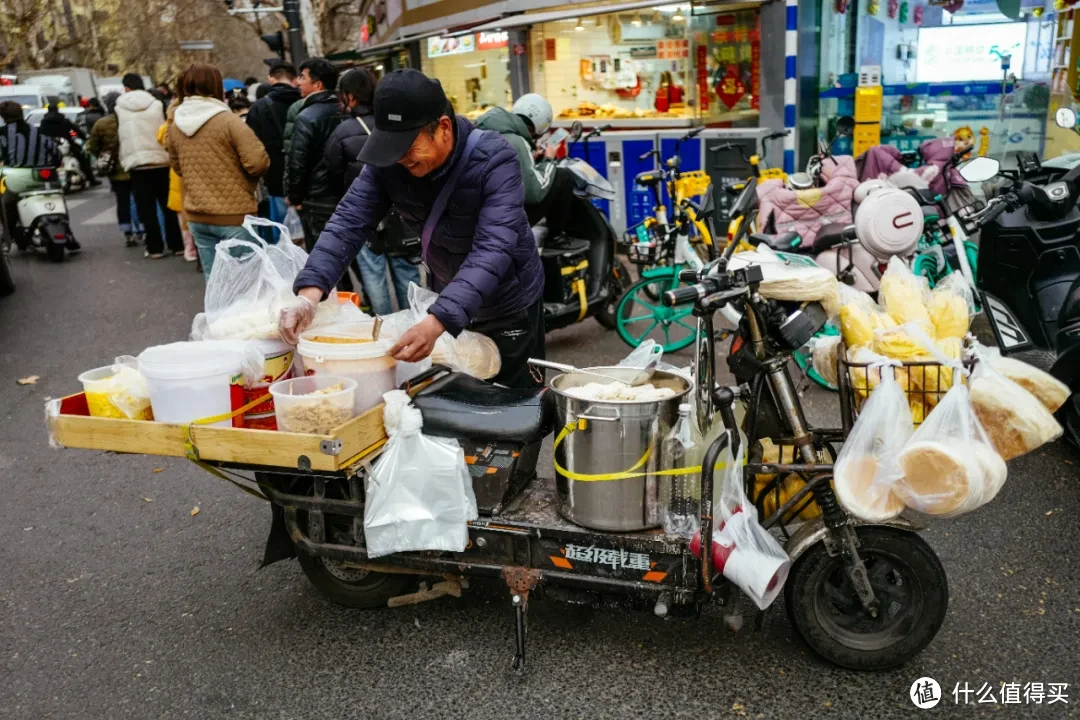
[542,143,560,160]
[390,314,445,363]
[279,288,321,344]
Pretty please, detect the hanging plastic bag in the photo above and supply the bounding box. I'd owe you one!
[192,239,295,341]
[284,206,305,243]
[974,342,1070,413]
[103,355,154,420]
[838,285,894,349]
[878,256,932,333]
[968,345,1062,461]
[927,271,974,340]
[379,283,501,379]
[896,365,1007,518]
[364,390,478,558]
[728,244,839,310]
[699,434,791,610]
[834,354,910,522]
[242,215,310,284]
[619,339,664,371]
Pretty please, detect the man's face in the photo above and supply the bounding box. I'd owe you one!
[398,116,453,177]
[297,69,322,97]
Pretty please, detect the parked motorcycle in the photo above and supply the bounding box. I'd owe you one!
[0,166,78,263]
[956,149,1080,447]
[534,121,632,332]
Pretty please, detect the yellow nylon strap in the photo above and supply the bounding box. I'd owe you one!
[552,420,744,482]
[182,392,276,500]
[572,278,588,322]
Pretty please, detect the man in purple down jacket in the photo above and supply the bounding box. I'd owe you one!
[284,69,546,388]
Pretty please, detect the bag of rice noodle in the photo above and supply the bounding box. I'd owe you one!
[974,343,1070,413]
[969,346,1063,461]
[879,256,933,333]
[728,245,839,310]
[834,353,910,522]
[896,374,1007,518]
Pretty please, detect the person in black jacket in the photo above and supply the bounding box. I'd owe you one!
[246,63,301,237]
[83,98,106,131]
[286,58,347,254]
[323,68,419,314]
[38,104,97,186]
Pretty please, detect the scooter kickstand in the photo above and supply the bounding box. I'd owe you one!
[512,594,527,672]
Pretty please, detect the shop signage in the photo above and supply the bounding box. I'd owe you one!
[428,34,475,58]
[477,31,508,51]
[716,69,746,110]
[361,23,369,44]
[545,37,557,61]
[513,43,526,56]
[630,45,657,59]
[750,25,761,110]
[696,43,709,112]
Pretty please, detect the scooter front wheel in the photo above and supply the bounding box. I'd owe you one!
[785,525,948,670]
[615,271,697,352]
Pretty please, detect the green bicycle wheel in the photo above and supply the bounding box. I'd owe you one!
[615,270,697,353]
[911,252,941,288]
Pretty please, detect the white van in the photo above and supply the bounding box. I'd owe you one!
[0,84,49,110]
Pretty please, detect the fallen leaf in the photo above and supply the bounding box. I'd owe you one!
[152,468,164,474]
[190,506,200,516]
[17,375,39,385]
[1066,460,1074,466]
[1046,510,1054,516]
[142,497,153,503]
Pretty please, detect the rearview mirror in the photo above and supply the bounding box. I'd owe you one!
[958,156,1001,183]
[570,120,583,141]
[836,116,855,137]
[1056,107,1077,129]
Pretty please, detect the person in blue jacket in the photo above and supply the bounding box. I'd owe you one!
[280,69,546,388]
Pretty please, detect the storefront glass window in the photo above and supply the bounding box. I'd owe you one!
[531,5,695,125]
[421,33,511,119]
[689,9,760,126]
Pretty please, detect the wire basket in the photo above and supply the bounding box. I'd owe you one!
[673,170,712,202]
[839,343,977,430]
[622,220,668,265]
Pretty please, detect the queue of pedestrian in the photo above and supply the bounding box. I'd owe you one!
[75,59,418,314]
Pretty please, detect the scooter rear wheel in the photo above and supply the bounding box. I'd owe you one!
[595,258,633,330]
[0,241,14,296]
[46,242,65,263]
[297,550,415,610]
[785,525,948,670]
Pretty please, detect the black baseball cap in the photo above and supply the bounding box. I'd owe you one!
[359,69,451,167]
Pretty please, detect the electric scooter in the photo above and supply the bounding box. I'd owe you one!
[533,121,632,332]
[955,153,1080,447]
[0,165,77,263]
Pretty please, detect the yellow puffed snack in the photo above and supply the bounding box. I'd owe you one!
[847,346,910,403]
[879,257,932,332]
[840,304,897,349]
[908,336,964,408]
[928,274,973,339]
[872,326,930,361]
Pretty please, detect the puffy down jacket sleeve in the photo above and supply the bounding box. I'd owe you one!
[428,140,525,336]
[293,163,390,297]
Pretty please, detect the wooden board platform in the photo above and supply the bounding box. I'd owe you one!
[47,393,386,473]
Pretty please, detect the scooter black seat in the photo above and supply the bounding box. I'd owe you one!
[812,223,852,251]
[749,230,802,252]
[635,170,664,187]
[412,372,552,444]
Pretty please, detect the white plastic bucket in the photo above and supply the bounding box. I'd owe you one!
[297,328,396,415]
[244,338,296,430]
[139,343,247,427]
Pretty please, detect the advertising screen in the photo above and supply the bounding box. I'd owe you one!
[916,23,1028,83]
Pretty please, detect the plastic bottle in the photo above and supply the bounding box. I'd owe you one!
[661,403,704,537]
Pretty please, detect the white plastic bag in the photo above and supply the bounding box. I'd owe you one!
[878,256,932,333]
[242,215,310,284]
[974,342,1070,413]
[728,245,839,312]
[194,239,295,341]
[619,339,664,371]
[104,355,153,420]
[896,372,1007,518]
[927,271,974,340]
[808,334,842,388]
[834,355,910,522]
[364,391,478,558]
[380,283,501,379]
[709,434,791,610]
[284,206,305,242]
[969,345,1062,461]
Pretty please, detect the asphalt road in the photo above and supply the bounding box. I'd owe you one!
[2,186,1079,719]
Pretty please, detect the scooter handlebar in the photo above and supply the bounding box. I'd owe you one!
[664,285,707,307]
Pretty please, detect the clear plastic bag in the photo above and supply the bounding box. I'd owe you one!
[896,373,1007,517]
[927,271,974,340]
[969,345,1062,461]
[974,342,1070,413]
[104,356,153,420]
[363,391,478,558]
[834,356,910,522]
[284,206,305,242]
[709,434,791,610]
[242,215,310,285]
[194,239,295,341]
[380,283,501,379]
[619,339,664,371]
[728,245,840,310]
[878,256,932,333]
[808,334,841,388]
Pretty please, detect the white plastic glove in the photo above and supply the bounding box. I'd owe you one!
[279,295,318,345]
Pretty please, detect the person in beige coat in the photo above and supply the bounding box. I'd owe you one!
[167,64,270,279]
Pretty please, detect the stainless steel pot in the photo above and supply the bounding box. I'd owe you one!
[549,367,692,531]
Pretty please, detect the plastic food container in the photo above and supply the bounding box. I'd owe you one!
[78,365,153,420]
[138,343,249,427]
[297,326,396,415]
[269,375,357,434]
[243,338,296,430]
